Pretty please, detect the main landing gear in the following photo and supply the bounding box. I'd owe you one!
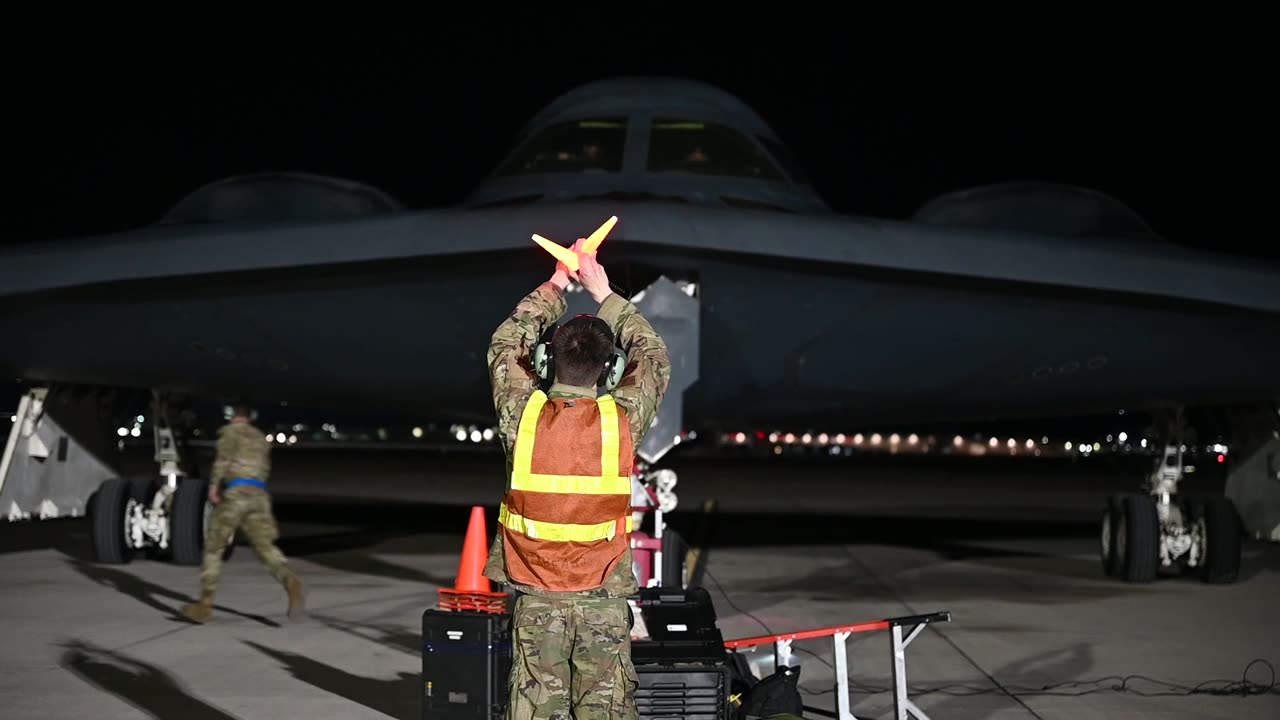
[90,392,234,566]
[1100,443,1242,584]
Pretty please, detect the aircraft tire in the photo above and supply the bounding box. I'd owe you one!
[170,478,207,566]
[91,478,133,564]
[1100,494,1123,577]
[1198,496,1242,584]
[1119,493,1160,583]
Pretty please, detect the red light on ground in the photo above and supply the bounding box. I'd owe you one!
[755,430,766,441]
[1218,454,1225,463]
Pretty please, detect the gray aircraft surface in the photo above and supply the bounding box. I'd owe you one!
[2,78,1278,581]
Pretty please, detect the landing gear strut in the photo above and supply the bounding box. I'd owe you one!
[90,391,233,566]
[1100,442,1242,584]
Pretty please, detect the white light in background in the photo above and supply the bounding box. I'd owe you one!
[288,435,297,445]
[908,434,919,445]
[470,429,482,443]
[1118,432,1128,443]
[276,433,286,443]
[1065,442,1073,451]
[117,427,128,437]
[412,427,424,438]
[989,437,999,447]
[455,428,467,441]
[1025,439,1035,449]
[483,428,494,441]
[130,427,141,438]
[870,433,882,445]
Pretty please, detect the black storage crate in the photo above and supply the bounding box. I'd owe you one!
[631,586,726,665]
[421,609,510,719]
[635,663,730,720]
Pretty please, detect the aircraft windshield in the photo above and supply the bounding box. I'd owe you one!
[495,118,627,176]
[647,118,784,181]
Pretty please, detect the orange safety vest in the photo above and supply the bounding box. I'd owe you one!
[499,389,634,592]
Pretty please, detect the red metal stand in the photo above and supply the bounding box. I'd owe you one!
[724,611,952,720]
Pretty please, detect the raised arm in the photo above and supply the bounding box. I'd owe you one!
[487,271,569,451]
[598,294,671,448]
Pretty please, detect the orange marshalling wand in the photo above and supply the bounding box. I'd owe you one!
[531,216,618,272]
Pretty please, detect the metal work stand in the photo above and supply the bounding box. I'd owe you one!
[724,611,952,720]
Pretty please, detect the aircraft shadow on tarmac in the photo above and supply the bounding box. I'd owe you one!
[244,640,418,720]
[60,639,241,720]
[66,558,281,628]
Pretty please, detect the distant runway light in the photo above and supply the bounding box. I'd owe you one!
[117,427,128,437]
[412,426,424,438]
[130,427,140,438]
[889,433,900,445]
[1041,436,1049,445]
[455,428,467,441]
[276,433,286,443]
[834,433,846,444]
[870,433,882,445]
[288,434,297,445]
[989,437,999,447]
[768,432,779,443]
[801,433,812,444]
[1118,432,1128,443]
[1026,439,1035,449]
[953,435,963,447]
[854,434,865,445]
[1007,438,1016,448]
[735,432,747,444]
[483,428,494,441]
[817,433,829,445]
[908,434,919,445]
[1140,438,1148,448]
[470,429,482,443]
[1065,442,1073,451]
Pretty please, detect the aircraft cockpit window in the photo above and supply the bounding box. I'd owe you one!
[757,135,812,186]
[495,118,626,176]
[647,119,784,181]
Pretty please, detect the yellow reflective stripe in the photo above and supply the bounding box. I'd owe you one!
[598,394,620,484]
[513,390,547,480]
[500,502,634,542]
[511,473,631,495]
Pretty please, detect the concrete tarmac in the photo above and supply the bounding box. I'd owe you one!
[1,449,1277,719]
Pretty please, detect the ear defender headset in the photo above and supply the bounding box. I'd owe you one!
[533,315,627,392]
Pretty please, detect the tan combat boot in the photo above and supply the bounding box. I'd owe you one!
[285,576,305,619]
[181,594,215,623]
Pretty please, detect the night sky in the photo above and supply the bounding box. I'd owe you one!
[9,9,1275,258]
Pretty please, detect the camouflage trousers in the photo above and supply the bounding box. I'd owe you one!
[508,594,638,720]
[200,487,294,596]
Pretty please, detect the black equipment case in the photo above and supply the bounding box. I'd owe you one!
[421,609,510,719]
[630,587,730,719]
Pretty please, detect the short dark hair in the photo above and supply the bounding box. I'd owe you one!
[552,316,614,387]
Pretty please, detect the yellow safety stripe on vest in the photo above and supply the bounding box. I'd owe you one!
[514,474,631,495]
[512,390,548,480]
[597,394,621,486]
[500,502,634,542]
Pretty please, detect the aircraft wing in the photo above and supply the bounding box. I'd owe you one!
[3,199,1279,432]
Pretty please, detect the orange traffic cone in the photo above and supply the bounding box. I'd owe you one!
[438,506,507,613]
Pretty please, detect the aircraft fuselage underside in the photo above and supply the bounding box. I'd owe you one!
[3,244,1279,429]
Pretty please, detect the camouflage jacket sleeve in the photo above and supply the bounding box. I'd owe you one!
[488,281,568,453]
[597,293,671,448]
[210,426,237,487]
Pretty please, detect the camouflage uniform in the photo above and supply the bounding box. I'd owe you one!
[484,280,671,720]
[181,420,303,622]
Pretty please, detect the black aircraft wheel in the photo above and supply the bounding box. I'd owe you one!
[91,478,134,564]
[1100,494,1123,577]
[1197,496,1243,585]
[1119,494,1160,583]
[170,478,211,566]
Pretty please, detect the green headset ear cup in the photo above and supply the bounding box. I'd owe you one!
[601,348,627,391]
[533,342,552,381]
